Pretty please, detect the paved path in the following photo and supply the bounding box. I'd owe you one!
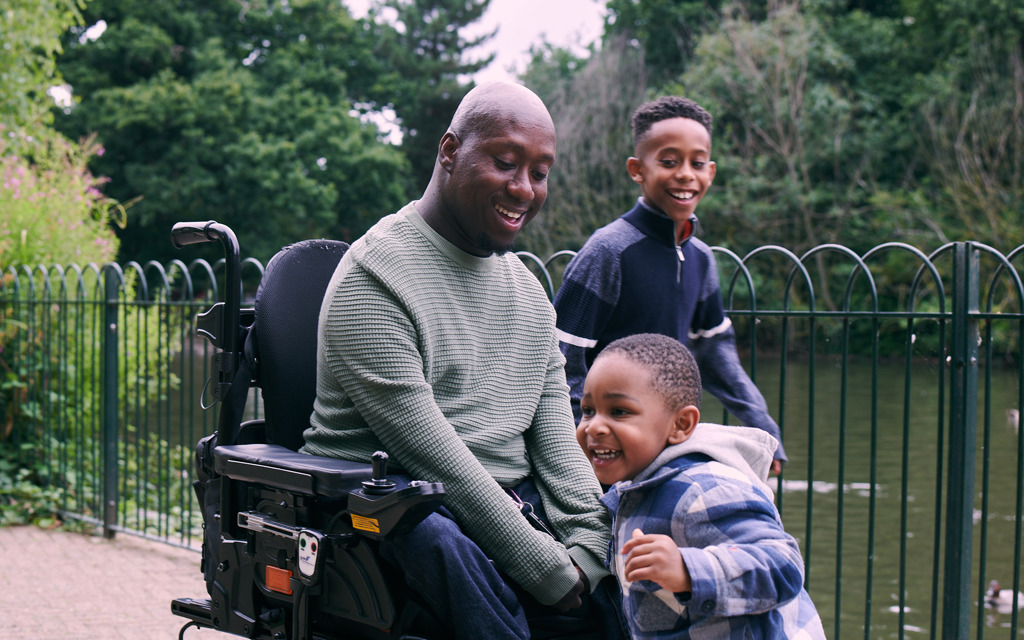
[0,525,229,640]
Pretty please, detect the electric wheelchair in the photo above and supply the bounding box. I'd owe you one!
[169,222,608,640]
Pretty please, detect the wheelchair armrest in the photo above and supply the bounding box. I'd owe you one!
[214,443,373,498]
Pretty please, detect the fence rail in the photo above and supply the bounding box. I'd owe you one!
[2,240,1023,639]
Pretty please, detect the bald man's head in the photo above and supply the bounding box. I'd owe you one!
[417,81,557,257]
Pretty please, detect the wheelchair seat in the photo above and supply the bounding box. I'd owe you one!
[170,223,605,640]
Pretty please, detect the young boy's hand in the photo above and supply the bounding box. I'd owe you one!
[621,528,692,594]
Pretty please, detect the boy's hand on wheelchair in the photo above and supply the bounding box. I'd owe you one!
[552,577,585,612]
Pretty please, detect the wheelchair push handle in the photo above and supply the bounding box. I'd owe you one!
[171,220,240,253]
[171,221,243,438]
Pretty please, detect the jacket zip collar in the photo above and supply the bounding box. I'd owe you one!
[624,198,699,283]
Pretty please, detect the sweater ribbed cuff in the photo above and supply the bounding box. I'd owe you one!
[568,545,611,594]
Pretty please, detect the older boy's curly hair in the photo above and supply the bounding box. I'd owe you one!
[631,96,713,147]
[598,333,702,412]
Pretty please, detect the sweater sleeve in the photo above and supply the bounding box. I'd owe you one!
[525,334,612,590]
[553,239,621,422]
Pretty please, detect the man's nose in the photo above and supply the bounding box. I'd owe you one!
[507,169,534,201]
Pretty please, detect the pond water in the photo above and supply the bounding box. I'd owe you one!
[701,359,1024,639]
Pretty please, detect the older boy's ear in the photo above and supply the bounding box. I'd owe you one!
[438,131,461,173]
[626,157,644,184]
[667,406,700,444]
[708,160,717,183]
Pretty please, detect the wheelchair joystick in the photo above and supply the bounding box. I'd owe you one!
[362,451,397,495]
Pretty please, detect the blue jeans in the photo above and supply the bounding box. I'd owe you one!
[379,478,626,640]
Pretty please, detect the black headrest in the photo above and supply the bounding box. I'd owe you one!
[253,239,348,450]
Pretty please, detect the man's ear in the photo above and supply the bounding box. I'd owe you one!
[667,406,700,445]
[626,157,643,184]
[438,131,460,173]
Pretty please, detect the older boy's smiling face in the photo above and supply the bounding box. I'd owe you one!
[576,353,687,485]
[627,117,716,240]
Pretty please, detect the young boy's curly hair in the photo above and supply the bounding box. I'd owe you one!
[598,333,702,413]
[631,96,713,147]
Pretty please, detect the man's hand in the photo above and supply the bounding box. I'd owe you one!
[621,528,691,593]
[552,577,585,612]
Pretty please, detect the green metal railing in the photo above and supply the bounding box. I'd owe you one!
[2,240,1022,638]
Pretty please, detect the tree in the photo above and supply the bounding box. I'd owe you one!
[0,0,84,139]
[912,35,1024,248]
[363,0,495,188]
[517,37,647,257]
[55,0,411,264]
[602,0,738,85]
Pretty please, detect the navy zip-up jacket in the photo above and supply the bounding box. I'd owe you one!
[553,198,786,462]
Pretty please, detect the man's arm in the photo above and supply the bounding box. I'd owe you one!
[524,336,612,591]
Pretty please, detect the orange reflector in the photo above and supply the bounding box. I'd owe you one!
[351,514,380,534]
[266,565,293,595]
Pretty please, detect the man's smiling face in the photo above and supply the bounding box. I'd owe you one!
[439,110,555,256]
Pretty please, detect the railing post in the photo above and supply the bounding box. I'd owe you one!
[943,242,979,636]
[102,267,119,539]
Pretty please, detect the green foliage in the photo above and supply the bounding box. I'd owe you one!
[0,444,61,528]
[909,33,1024,248]
[517,38,646,255]
[0,0,84,137]
[603,0,736,84]
[55,0,411,265]
[0,129,120,267]
[679,3,868,256]
[363,0,495,187]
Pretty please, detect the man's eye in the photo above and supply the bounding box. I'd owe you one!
[532,170,548,182]
[495,158,515,170]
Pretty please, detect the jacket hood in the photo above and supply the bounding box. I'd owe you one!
[632,423,777,496]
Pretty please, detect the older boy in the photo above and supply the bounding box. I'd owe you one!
[577,333,824,639]
[554,96,786,473]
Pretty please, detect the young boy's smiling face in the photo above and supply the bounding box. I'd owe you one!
[626,117,716,243]
[576,352,695,485]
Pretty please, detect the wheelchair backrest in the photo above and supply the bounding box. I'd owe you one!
[251,238,348,451]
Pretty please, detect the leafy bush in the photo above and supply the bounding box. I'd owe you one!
[0,128,120,267]
[1,128,187,534]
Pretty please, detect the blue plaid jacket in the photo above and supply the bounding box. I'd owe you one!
[601,424,824,639]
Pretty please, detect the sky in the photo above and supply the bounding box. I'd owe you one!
[345,0,607,83]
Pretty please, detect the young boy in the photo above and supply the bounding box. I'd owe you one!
[554,95,786,474]
[577,333,824,639]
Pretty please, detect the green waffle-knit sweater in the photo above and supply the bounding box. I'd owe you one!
[302,203,611,605]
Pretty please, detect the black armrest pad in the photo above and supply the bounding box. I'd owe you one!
[213,443,373,498]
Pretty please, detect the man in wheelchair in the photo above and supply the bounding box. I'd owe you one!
[173,81,622,640]
[299,81,620,639]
